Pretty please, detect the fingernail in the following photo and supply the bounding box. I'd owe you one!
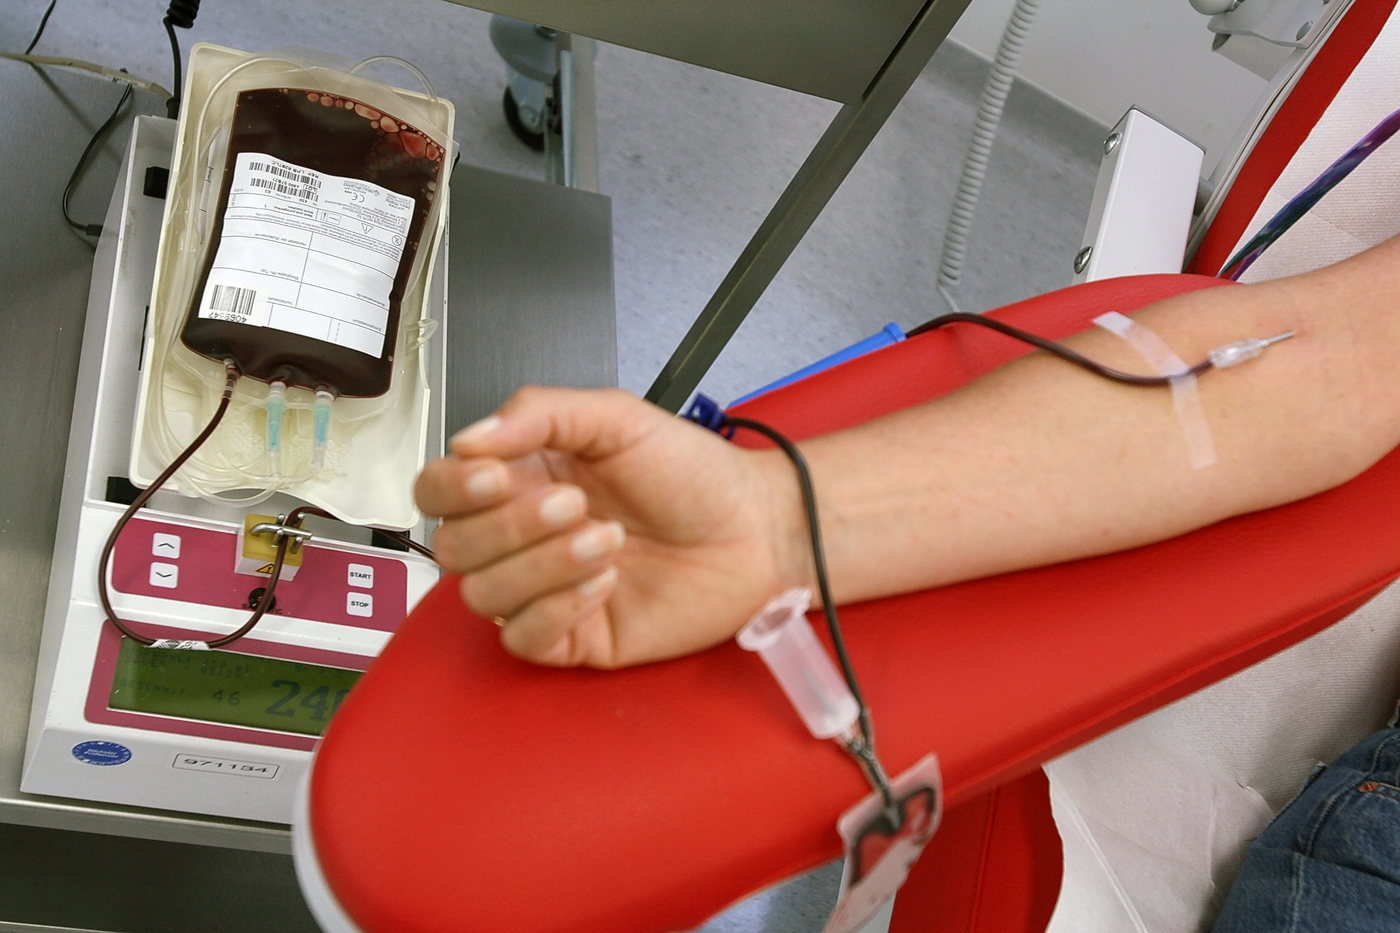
[570,521,624,561]
[451,415,501,447]
[577,565,618,598]
[466,463,506,500]
[539,487,586,527]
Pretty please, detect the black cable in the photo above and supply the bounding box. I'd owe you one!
[62,82,132,239]
[162,17,181,118]
[24,0,57,54]
[695,313,1239,831]
[905,311,1213,385]
[97,380,438,651]
[96,364,296,650]
[98,361,241,647]
[723,415,902,829]
[162,0,200,119]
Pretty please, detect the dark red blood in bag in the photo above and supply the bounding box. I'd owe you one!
[181,88,443,398]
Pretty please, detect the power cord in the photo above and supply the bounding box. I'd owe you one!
[61,82,132,239]
[24,0,56,54]
[15,0,158,240]
[162,0,200,119]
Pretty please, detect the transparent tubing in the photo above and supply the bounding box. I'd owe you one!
[146,53,447,504]
[348,56,437,99]
[936,0,1042,304]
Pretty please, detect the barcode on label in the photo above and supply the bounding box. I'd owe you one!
[248,161,321,188]
[250,176,318,201]
[209,284,256,320]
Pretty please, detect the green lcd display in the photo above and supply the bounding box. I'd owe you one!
[108,639,362,737]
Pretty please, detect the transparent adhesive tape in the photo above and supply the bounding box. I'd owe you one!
[131,43,457,526]
[1094,311,1217,470]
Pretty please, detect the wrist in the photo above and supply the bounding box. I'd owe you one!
[751,446,817,600]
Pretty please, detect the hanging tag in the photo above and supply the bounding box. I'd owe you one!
[823,754,943,933]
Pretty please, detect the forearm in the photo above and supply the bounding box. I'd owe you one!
[772,236,1400,604]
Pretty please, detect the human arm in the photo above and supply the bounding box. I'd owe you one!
[415,234,1400,668]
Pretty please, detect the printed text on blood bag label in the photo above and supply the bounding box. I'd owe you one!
[197,152,415,358]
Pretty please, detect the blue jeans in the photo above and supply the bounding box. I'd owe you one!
[1213,727,1400,932]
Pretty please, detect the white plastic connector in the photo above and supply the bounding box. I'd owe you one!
[737,588,860,740]
[1209,331,1295,369]
[265,381,287,477]
[312,389,334,470]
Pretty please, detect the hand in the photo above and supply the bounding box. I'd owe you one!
[414,387,809,668]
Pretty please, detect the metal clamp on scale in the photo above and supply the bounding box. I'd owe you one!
[22,108,446,825]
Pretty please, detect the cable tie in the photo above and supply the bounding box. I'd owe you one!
[1094,312,1217,469]
[682,394,727,432]
[149,639,211,650]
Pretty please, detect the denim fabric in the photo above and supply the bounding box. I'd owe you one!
[1213,728,1400,933]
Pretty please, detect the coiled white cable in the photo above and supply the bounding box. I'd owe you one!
[937,0,1043,305]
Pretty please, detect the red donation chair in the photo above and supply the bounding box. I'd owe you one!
[293,1,1400,930]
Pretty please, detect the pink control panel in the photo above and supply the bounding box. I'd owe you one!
[110,517,410,632]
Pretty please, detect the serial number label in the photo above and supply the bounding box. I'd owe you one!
[171,754,280,780]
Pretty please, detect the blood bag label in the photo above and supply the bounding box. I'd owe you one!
[197,152,415,358]
[823,754,942,933]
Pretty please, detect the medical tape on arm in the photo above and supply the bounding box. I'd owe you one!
[1093,311,1217,469]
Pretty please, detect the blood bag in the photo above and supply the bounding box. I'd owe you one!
[182,87,445,398]
[131,44,455,527]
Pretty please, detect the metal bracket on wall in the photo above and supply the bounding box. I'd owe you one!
[644,0,974,412]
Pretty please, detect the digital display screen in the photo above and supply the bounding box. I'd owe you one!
[108,639,362,737]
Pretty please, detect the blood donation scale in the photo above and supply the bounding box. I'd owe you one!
[21,114,444,824]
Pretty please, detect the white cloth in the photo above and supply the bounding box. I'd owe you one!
[1046,7,1400,931]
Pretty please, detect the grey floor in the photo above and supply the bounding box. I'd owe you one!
[2,0,1105,407]
[0,1,1104,930]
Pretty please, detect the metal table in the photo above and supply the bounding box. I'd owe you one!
[452,0,975,409]
[0,58,614,930]
[2,0,976,917]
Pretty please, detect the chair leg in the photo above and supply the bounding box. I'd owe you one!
[891,769,1062,933]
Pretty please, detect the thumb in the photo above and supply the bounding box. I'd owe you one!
[448,386,668,462]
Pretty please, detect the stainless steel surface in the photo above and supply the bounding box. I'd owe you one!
[644,0,973,411]
[0,60,297,856]
[1,62,614,857]
[451,0,931,104]
[446,162,617,432]
[0,821,318,933]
